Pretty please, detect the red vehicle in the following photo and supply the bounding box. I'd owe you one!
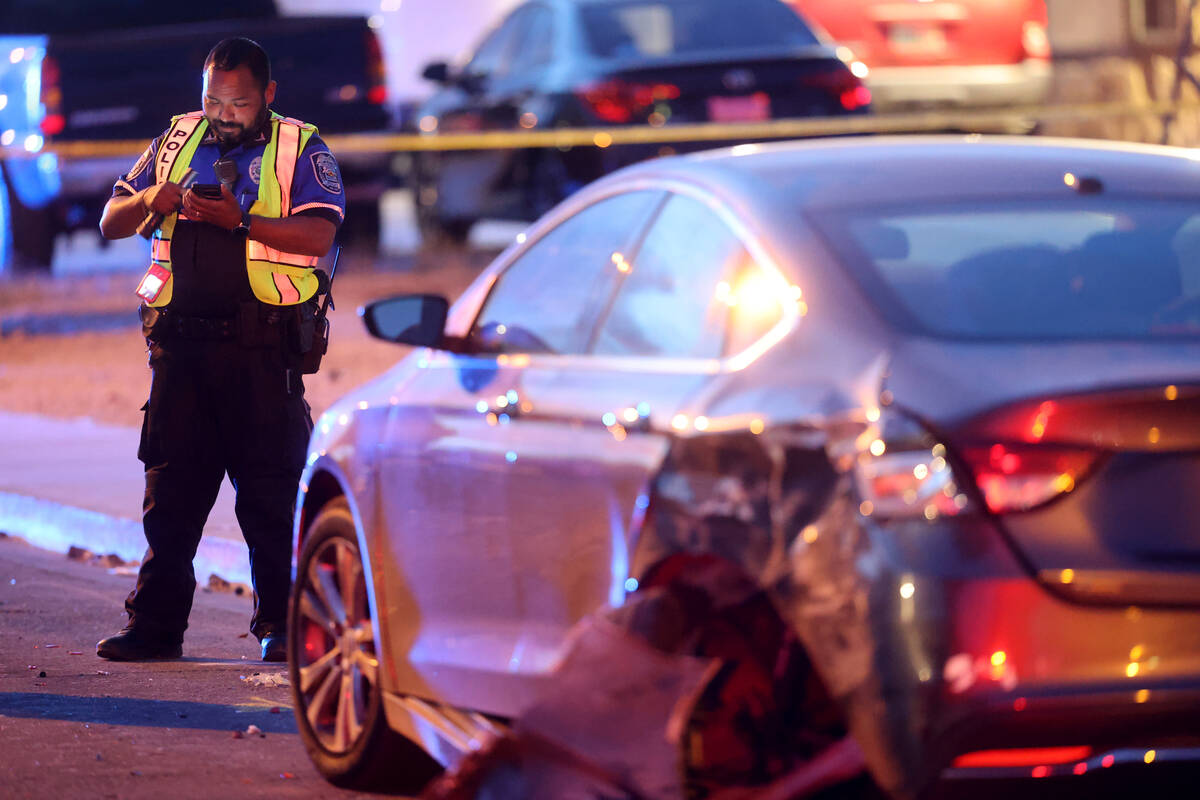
[790,0,1051,109]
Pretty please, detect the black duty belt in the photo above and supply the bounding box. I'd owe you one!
[141,303,296,346]
[166,314,237,340]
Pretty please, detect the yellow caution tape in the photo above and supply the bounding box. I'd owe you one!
[8,101,1200,160]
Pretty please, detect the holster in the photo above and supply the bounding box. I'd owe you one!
[299,313,329,375]
[139,304,170,342]
[296,269,332,375]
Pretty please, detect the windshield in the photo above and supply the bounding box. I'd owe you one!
[580,0,819,59]
[813,198,1200,340]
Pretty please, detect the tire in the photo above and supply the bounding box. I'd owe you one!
[412,154,474,249]
[289,497,441,793]
[415,200,474,249]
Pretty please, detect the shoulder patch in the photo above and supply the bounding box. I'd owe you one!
[249,156,262,185]
[127,145,154,181]
[310,151,342,194]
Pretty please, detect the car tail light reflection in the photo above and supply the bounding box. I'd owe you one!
[40,54,63,137]
[577,79,680,124]
[960,444,1100,514]
[953,745,1093,768]
[799,65,871,111]
[855,443,972,519]
[365,31,387,105]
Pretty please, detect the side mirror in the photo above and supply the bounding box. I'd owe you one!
[360,295,450,348]
[421,61,452,84]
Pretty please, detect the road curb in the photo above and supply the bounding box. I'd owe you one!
[0,491,251,585]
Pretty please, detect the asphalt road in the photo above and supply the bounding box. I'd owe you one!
[0,533,402,800]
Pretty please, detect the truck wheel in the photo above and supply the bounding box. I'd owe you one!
[289,497,441,792]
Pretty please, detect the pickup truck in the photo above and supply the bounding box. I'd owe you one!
[0,0,389,272]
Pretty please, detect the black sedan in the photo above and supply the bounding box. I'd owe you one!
[410,0,870,244]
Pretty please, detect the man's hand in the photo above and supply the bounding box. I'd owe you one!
[141,182,184,216]
[182,183,242,231]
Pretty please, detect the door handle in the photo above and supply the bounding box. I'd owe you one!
[482,389,527,420]
[603,404,651,433]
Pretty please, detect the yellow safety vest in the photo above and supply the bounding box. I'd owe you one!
[143,110,321,307]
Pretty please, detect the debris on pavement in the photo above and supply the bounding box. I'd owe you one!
[67,545,92,562]
[68,651,83,655]
[66,545,136,571]
[205,573,250,596]
[245,724,265,738]
[279,772,296,779]
[240,671,289,688]
[43,643,60,649]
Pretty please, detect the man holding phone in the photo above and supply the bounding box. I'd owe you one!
[96,38,345,663]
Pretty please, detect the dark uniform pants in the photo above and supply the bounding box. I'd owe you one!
[127,337,312,641]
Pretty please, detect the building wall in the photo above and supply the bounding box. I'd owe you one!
[1047,0,1129,55]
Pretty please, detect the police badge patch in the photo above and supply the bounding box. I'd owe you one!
[127,145,153,181]
[311,151,342,194]
[248,156,262,185]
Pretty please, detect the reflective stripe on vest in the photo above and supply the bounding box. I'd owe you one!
[142,112,206,307]
[142,111,322,308]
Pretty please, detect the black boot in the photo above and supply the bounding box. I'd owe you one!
[96,627,183,661]
[260,632,287,663]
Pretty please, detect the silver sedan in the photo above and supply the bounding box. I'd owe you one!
[287,136,1200,798]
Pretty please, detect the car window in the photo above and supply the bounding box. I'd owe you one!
[465,10,526,78]
[508,5,555,75]
[472,191,662,355]
[812,198,1200,340]
[593,193,782,359]
[580,0,818,59]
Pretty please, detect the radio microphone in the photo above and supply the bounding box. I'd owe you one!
[137,169,198,240]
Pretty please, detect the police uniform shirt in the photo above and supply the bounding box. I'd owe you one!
[113,116,345,316]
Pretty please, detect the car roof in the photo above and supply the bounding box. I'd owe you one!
[597,136,1200,211]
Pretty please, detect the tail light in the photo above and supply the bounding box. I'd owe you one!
[853,410,1101,518]
[799,64,871,111]
[1021,20,1050,60]
[576,79,680,124]
[853,412,974,520]
[960,444,1101,513]
[364,31,387,105]
[39,54,64,137]
[855,441,973,519]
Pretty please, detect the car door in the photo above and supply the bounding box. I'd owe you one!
[434,2,557,219]
[497,189,788,685]
[376,190,662,715]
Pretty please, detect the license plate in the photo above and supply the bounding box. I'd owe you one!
[887,23,948,53]
[707,92,770,122]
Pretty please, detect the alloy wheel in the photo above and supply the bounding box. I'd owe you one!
[295,536,379,754]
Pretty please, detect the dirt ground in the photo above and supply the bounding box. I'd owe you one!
[0,248,489,427]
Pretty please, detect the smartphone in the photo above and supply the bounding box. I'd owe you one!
[192,183,223,199]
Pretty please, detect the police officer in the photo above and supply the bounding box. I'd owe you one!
[96,38,344,662]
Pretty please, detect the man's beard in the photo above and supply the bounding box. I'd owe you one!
[213,103,270,146]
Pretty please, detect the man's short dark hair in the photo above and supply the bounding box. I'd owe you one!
[204,38,271,90]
